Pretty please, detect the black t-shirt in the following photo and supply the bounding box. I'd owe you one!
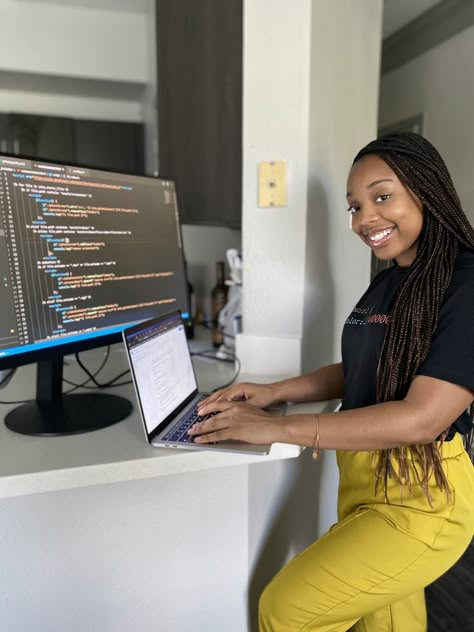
[341,249,474,438]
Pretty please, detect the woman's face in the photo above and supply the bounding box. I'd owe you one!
[346,154,424,267]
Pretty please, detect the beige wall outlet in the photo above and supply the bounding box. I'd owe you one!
[258,160,287,207]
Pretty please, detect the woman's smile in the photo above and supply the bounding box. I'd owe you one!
[364,225,395,247]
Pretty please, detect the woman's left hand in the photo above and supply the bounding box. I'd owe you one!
[188,401,281,445]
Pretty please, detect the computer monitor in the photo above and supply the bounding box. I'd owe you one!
[0,154,190,436]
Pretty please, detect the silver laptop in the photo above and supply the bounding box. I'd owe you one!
[123,310,283,455]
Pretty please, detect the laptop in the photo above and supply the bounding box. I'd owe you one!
[123,310,284,455]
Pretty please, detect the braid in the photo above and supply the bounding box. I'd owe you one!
[354,132,474,502]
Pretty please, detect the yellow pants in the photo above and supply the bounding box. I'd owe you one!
[259,434,474,632]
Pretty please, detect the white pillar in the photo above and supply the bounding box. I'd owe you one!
[238,0,382,377]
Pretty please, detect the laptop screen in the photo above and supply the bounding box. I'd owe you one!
[125,312,198,434]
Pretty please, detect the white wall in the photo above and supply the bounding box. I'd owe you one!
[0,85,144,123]
[238,0,379,377]
[0,467,250,632]
[0,0,147,122]
[0,0,148,82]
[379,23,474,225]
[238,0,312,377]
[303,1,381,371]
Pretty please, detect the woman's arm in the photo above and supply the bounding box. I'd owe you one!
[269,363,345,403]
[199,363,345,410]
[282,375,473,450]
[191,375,473,450]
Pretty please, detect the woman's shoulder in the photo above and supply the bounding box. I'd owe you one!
[454,247,474,269]
[451,248,474,285]
[443,248,474,304]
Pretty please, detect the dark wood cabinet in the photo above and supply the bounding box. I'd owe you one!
[0,113,75,163]
[75,119,144,175]
[8,113,76,163]
[0,114,10,154]
[156,0,243,228]
[0,113,145,176]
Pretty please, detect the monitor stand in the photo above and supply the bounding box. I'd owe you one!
[4,357,132,437]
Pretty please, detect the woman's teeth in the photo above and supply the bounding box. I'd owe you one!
[369,228,393,243]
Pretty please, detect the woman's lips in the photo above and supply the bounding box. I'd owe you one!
[366,226,395,247]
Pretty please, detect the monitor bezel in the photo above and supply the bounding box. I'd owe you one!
[0,151,189,371]
[0,327,124,370]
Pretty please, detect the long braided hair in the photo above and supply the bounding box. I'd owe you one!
[354,131,474,501]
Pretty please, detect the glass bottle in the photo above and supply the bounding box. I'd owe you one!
[211,261,228,347]
[186,278,195,339]
[184,259,196,339]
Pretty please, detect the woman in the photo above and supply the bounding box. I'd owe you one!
[190,132,474,632]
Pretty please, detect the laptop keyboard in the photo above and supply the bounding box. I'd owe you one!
[162,405,217,444]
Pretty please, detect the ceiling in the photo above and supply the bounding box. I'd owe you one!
[382,0,443,39]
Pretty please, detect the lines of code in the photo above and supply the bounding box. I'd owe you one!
[0,158,188,353]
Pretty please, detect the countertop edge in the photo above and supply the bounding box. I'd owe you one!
[0,399,340,500]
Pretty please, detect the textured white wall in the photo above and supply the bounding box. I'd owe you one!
[0,88,143,122]
[0,0,148,123]
[303,0,381,372]
[0,469,249,632]
[240,1,310,336]
[379,24,474,225]
[238,0,311,376]
[0,0,148,82]
[238,0,380,377]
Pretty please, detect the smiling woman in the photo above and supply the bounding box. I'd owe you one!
[192,131,474,632]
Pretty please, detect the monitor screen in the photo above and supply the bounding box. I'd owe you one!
[0,154,190,436]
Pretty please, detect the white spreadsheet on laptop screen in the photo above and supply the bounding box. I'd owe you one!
[129,323,197,433]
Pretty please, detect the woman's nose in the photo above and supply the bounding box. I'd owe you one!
[355,203,379,229]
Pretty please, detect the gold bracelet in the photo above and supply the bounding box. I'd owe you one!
[312,413,320,461]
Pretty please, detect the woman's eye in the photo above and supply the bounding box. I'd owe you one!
[375,194,391,203]
[346,205,359,214]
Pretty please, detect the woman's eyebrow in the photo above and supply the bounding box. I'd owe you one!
[346,178,394,198]
[367,178,394,189]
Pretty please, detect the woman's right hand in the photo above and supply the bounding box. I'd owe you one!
[198,381,279,412]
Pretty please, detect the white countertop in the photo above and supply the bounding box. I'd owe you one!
[0,333,336,499]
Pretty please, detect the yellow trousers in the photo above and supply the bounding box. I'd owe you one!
[259,434,474,632]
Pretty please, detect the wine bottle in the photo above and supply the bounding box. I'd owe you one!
[186,278,196,339]
[184,260,196,339]
[211,261,228,348]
